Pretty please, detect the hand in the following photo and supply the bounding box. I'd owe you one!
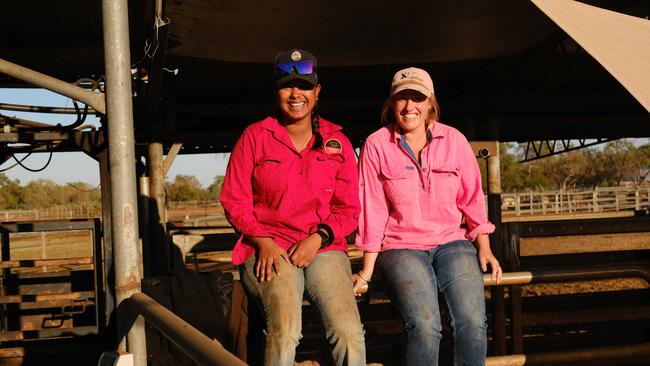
[288,233,321,268]
[253,237,290,282]
[478,246,502,284]
[352,271,371,297]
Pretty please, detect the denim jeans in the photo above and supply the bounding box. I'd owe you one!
[376,240,487,366]
[241,250,366,366]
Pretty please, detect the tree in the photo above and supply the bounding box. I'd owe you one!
[207,176,224,201]
[166,175,209,202]
[0,173,24,209]
[601,139,636,186]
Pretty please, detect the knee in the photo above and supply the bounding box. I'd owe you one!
[404,308,442,337]
[453,309,487,333]
[326,316,365,346]
[266,310,302,346]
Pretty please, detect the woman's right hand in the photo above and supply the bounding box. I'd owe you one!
[251,237,290,282]
[352,271,371,297]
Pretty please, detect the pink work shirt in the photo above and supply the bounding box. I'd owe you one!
[355,122,495,252]
[220,117,360,265]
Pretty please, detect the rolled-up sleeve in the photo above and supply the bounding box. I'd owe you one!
[322,135,361,242]
[355,138,389,252]
[219,129,270,238]
[456,136,495,241]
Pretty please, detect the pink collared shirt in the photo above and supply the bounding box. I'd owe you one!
[220,117,360,265]
[355,122,494,252]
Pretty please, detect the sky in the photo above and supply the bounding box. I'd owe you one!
[0,88,229,188]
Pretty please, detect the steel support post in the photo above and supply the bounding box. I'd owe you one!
[486,143,507,355]
[148,142,170,274]
[101,1,146,364]
[98,151,115,328]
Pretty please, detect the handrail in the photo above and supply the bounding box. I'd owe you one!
[127,292,246,366]
[482,263,650,287]
[357,263,650,294]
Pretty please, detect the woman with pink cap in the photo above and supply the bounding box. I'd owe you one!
[353,67,502,365]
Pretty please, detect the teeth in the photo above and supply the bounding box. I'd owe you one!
[289,102,306,108]
[402,113,418,119]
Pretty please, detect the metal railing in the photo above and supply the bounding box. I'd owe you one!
[125,292,246,366]
[501,186,650,217]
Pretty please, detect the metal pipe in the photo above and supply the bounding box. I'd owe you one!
[526,342,650,365]
[148,142,170,274]
[482,264,650,286]
[486,142,506,354]
[0,102,96,115]
[485,354,527,366]
[0,59,105,115]
[101,0,146,364]
[128,293,247,366]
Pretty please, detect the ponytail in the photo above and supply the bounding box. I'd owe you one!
[311,110,323,150]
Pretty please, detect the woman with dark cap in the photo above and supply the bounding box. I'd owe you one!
[353,67,502,366]
[220,49,366,366]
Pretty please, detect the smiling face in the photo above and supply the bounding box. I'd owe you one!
[392,89,432,135]
[276,80,321,124]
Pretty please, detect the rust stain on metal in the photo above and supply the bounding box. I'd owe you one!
[114,273,141,294]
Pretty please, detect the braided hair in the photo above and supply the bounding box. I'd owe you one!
[311,109,323,150]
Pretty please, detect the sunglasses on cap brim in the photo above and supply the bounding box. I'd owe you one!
[275,60,314,76]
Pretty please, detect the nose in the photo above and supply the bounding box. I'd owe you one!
[404,98,415,109]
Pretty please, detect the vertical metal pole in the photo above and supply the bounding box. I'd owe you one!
[486,143,507,355]
[101,1,147,365]
[139,176,152,277]
[148,142,170,274]
[99,150,115,331]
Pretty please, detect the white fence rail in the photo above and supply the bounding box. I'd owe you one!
[0,187,648,222]
[501,187,650,217]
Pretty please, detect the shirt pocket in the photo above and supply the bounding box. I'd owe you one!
[381,167,415,205]
[253,155,286,194]
[314,154,344,196]
[431,166,460,204]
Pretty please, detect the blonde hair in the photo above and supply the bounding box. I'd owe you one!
[380,95,441,126]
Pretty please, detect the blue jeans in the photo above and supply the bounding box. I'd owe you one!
[377,240,487,366]
[241,250,366,366]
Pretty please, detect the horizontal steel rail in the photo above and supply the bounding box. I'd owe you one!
[127,292,246,366]
[0,59,105,115]
[356,263,650,293]
[0,102,97,115]
[483,263,650,286]
[485,342,650,365]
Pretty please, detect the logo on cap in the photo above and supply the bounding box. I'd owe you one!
[291,51,302,61]
[324,139,342,154]
[401,71,423,82]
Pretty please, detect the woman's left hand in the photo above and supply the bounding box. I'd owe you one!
[478,246,502,284]
[288,233,321,268]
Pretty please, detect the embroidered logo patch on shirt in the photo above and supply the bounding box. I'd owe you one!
[324,139,342,154]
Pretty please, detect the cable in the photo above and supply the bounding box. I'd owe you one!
[67,182,101,192]
[12,151,53,172]
[0,152,32,172]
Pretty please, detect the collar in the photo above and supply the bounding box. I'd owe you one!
[391,122,443,143]
[260,116,342,137]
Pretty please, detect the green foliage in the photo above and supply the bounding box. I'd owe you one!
[207,176,224,201]
[498,139,650,191]
[165,175,209,202]
[0,174,101,211]
[0,174,24,209]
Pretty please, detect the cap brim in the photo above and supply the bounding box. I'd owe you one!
[275,73,318,88]
[391,83,433,97]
